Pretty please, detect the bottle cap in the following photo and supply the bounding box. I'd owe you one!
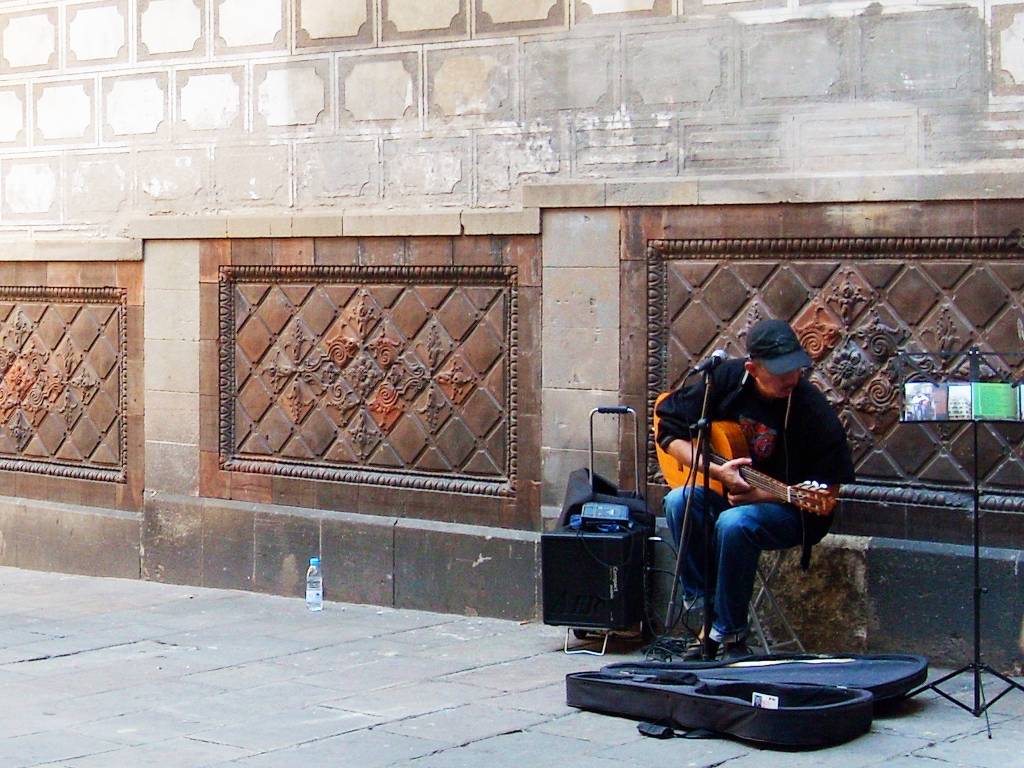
[309,557,320,566]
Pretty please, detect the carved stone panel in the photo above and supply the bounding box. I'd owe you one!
[219,265,516,496]
[647,238,1024,508]
[0,287,127,482]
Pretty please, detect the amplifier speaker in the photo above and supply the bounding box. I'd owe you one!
[541,526,645,630]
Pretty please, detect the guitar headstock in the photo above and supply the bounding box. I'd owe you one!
[791,481,837,516]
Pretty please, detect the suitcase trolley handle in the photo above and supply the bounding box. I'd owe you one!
[589,406,642,494]
[595,406,632,415]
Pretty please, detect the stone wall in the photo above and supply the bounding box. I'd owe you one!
[0,0,1020,666]
[540,198,1024,669]
[0,1,1021,237]
[538,198,1024,526]
[0,201,1018,668]
[0,250,142,578]
[135,231,544,619]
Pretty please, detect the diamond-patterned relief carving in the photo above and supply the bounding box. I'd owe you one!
[920,304,969,357]
[824,267,872,326]
[888,267,940,325]
[647,238,1024,501]
[825,340,874,395]
[220,266,516,496]
[794,302,842,361]
[853,308,908,364]
[0,288,126,481]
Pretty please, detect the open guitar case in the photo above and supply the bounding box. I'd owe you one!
[566,653,928,749]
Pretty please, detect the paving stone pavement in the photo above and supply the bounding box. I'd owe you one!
[0,565,1020,767]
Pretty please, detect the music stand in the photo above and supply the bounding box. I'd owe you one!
[898,348,1024,727]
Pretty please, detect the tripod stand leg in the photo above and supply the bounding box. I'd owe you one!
[976,665,1024,715]
[909,666,966,702]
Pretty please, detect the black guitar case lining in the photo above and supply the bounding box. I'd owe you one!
[565,654,928,749]
[601,654,928,703]
[567,671,873,748]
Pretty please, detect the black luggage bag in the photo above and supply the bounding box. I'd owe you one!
[541,406,653,633]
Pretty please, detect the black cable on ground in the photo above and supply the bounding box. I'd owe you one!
[641,536,701,661]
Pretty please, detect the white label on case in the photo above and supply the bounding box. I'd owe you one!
[751,692,780,710]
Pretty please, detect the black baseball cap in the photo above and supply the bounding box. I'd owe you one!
[746,319,812,375]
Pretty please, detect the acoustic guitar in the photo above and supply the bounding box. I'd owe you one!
[652,393,837,517]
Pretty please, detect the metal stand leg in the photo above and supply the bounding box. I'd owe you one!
[563,627,610,656]
[908,412,1024,732]
[748,552,805,655]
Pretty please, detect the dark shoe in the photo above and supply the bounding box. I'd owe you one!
[682,637,718,661]
[721,640,753,660]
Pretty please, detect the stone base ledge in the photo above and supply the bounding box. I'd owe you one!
[9,485,1017,667]
[861,537,1023,674]
[523,170,1024,209]
[122,172,1024,243]
[0,238,142,262]
[142,493,539,620]
[0,495,140,579]
[651,526,1023,673]
[126,208,542,240]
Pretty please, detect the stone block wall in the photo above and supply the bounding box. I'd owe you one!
[0,198,1018,668]
[614,199,1023,670]
[145,240,201,496]
[0,1,1020,237]
[0,251,143,577]
[132,230,545,620]
[0,0,1020,654]
[541,209,624,511]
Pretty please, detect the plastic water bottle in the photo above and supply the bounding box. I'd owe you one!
[305,557,323,612]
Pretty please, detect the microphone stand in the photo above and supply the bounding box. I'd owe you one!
[696,378,716,660]
[664,365,717,659]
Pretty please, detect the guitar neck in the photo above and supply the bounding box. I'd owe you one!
[707,453,802,505]
[653,412,838,516]
[739,465,797,505]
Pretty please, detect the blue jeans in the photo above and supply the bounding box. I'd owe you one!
[664,485,803,643]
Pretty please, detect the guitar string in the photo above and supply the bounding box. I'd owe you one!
[654,411,830,511]
[706,452,828,509]
[706,451,789,495]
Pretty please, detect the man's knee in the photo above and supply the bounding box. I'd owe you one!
[663,487,687,513]
[717,504,801,550]
[663,487,687,542]
[716,506,756,542]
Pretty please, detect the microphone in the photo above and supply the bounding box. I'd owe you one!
[691,349,728,375]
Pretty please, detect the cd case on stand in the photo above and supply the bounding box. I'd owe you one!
[902,381,1022,422]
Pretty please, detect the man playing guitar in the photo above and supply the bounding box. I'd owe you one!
[655,318,854,660]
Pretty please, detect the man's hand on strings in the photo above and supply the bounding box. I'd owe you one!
[721,458,776,505]
[718,457,752,499]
